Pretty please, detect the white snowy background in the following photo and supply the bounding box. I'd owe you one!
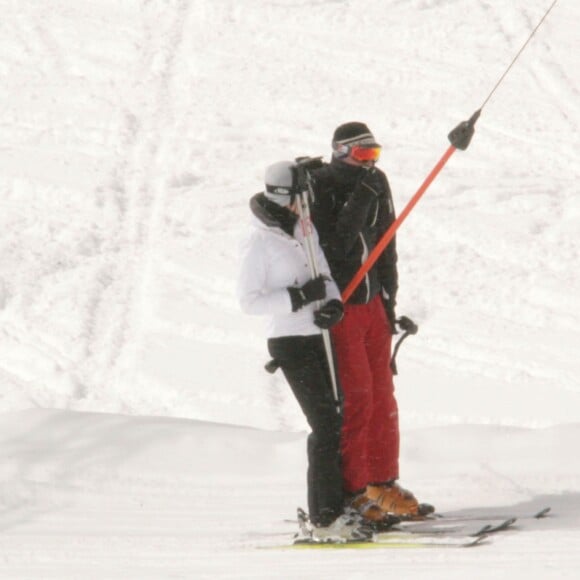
[1,0,579,578]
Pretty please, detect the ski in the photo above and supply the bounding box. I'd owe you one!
[384,506,551,539]
[385,506,550,538]
[432,506,551,522]
[286,506,549,525]
[269,505,551,550]
[270,533,490,550]
[276,507,493,550]
[385,516,517,538]
[370,505,550,527]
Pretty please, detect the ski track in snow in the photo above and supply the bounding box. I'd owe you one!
[80,0,193,399]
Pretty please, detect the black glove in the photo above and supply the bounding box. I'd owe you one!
[288,276,327,312]
[295,156,324,171]
[346,166,381,214]
[314,299,344,329]
[294,157,324,194]
[357,165,381,195]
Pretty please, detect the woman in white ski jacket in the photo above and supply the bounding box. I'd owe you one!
[237,161,359,539]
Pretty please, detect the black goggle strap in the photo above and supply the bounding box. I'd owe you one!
[265,184,294,196]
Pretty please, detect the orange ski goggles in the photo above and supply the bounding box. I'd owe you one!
[348,145,382,163]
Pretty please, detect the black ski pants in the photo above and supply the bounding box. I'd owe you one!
[268,334,344,526]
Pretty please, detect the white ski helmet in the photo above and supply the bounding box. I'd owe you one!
[264,161,298,206]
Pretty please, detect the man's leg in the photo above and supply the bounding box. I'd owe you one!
[365,295,399,483]
[331,304,374,494]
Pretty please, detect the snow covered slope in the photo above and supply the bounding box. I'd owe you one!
[1,0,579,577]
[1,409,579,579]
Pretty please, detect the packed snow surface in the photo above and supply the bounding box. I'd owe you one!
[1,0,579,578]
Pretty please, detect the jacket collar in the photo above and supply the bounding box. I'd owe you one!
[250,193,298,237]
[329,157,365,186]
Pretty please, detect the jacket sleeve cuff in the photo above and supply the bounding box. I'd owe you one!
[287,287,305,312]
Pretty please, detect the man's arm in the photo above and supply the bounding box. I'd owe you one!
[376,176,399,330]
[334,176,378,254]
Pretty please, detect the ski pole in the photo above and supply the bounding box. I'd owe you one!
[295,161,341,413]
[342,0,559,303]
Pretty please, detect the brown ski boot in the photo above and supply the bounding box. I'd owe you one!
[366,482,433,518]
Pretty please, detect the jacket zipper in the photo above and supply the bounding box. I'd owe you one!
[359,233,370,303]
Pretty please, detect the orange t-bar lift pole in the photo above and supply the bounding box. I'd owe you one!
[341,110,480,302]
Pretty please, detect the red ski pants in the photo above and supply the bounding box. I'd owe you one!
[331,294,399,493]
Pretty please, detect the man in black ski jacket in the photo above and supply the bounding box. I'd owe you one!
[310,145,398,321]
[310,121,432,519]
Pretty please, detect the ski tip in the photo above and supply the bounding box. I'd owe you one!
[475,516,518,536]
[472,523,492,537]
[534,507,551,519]
[418,503,436,516]
[466,534,490,547]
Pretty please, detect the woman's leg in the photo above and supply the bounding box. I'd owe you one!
[268,335,343,525]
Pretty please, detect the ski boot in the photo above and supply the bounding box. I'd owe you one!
[366,481,435,519]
